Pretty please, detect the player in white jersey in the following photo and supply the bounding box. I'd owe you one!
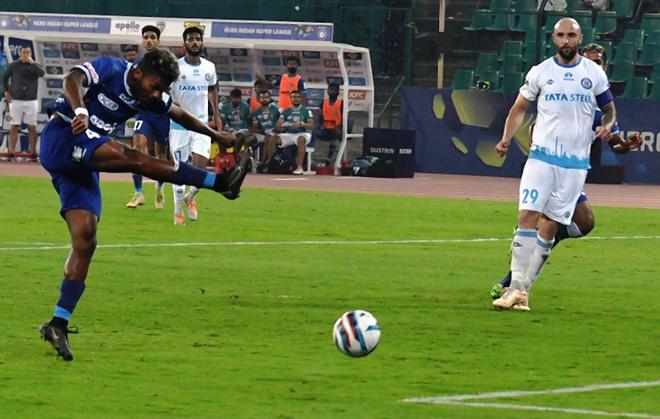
[493,18,616,310]
[169,26,227,225]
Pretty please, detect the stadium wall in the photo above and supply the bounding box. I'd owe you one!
[401,87,660,185]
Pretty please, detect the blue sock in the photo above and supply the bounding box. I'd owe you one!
[53,278,86,322]
[156,180,165,189]
[499,271,512,287]
[133,174,143,193]
[173,162,217,189]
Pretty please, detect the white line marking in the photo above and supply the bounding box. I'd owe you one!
[442,401,660,418]
[1,236,660,252]
[404,380,660,418]
[404,380,660,403]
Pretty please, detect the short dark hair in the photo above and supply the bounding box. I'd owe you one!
[230,88,242,98]
[123,45,138,53]
[582,43,607,65]
[290,90,302,95]
[19,45,31,51]
[138,49,180,86]
[328,82,340,89]
[286,55,300,65]
[141,25,161,39]
[183,26,204,40]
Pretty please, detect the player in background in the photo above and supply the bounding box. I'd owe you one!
[489,42,642,299]
[273,90,314,175]
[492,19,616,311]
[39,49,249,361]
[251,89,280,170]
[314,82,343,161]
[169,26,223,225]
[249,80,270,113]
[126,25,171,209]
[258,55,306,110]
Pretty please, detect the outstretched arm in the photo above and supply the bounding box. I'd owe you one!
[168,104,235,146]
[496,94,532,156]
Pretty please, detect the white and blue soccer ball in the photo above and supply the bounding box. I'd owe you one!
[333,310,381,357]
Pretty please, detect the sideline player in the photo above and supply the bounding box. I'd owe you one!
[39,49,250,361]
[126,25,171,209]
[251,89,280,169]
[258,55,306,110]
[490,42,641,299]
[169,26,224,225]
[272,90,314,175]
[492,19,616,311]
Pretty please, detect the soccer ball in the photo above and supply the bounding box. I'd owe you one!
[333,310,381,357]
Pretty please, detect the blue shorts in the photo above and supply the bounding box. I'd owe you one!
[577,192,588,204]
[134,112,170,145]
[39,117,110,218]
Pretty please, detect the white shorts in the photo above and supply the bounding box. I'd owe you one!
[518,158,587,225]
[279,132,311,148]
[255,130,276,144]
[9,100,38,126]
[169,129,211,161]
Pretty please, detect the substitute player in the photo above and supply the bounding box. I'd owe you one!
[273,90,314,175]
[38,49,249,361]
[169,26,224,225]
[492,18,616,311]
[490,42,642,300]
[126,25,171,209]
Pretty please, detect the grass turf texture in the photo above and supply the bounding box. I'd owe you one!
[0,176,658,418]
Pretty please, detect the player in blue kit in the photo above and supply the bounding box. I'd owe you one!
[490,42,641,302]
[38,49,247,361]
[126,25,170,209]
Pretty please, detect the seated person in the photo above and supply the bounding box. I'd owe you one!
[313,82,343,161]
[249,80,270,113]
[251,90,280,166]
[267,90,314,175]
[220,88,255,152]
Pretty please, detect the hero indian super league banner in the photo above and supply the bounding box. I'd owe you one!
[212,21,333,41]
[400,87,660,184]
[0,14,111,33]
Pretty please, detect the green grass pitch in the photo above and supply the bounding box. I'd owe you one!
[1,177,658,418]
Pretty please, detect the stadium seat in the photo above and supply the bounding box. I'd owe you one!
[609,61,635,83]
[475,70,501,90]
[512,0,536,12]
[451,69,475,90]
[523,43,544,65]
[582,27,596,44]
[499,71,524,92]
[544,11,567,33]
[475,52,499,73]
[612,0,635,20]
[501,40,523,56]
[652,62,660,80]
[640,13,660,33]
[636,42,660,66]
[646,31,660,45]
[572,11,594,33]
[465,9,493,31]
[489,0,511,12]
[620,76,649,98]
[486,11,511,31]
[509,12,538,32]
[594,11,618,36]
[565,0,581,13]
[599,40,613,61]
[648,81,660,100]
[620,29,646,50]
[611,43,638,65]
[502,54,523,72]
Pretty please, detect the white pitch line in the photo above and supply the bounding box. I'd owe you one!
[1,235,660,252]
[403,380,660,403]
[442,401,660,419]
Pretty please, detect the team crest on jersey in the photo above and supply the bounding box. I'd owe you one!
[564,72,574,81]
[97,93,119,111]
[547,79,554,85]
[581,78,593,89]
[205,73,212,81]
[181,75,187,80]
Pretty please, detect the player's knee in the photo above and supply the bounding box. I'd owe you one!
[73,230,97,255]
[579,213,595,236]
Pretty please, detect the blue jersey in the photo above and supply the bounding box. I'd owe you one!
[53,56,172,135]
[134,112,170,145]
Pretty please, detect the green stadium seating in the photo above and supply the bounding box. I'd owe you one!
[594,11,618,35]
[489,0,511,12]
[523,43,544,65]
[465,9,493,31]
[565,0,581,13]
[544,11,567,32]
[648,81,660,100]
[451,69,475,90]
[621,29,646,50]
[598,40,614,62]
[509,12,538,32]
[499,71,525,92]
[501,40,524,56]
[652,62,660,81]
[475,52,499,73]
[647,31,660,45]
[636,43,660,66]
[609,61,635,83]
[502,54,524,72]
[620,76,649,98]
[582,27,596,44]
[612,0,635,20]
[611,42,638,65]
[572,10,594,32]
[512,0,536,12]
[640,13,660,33]
[487,11,511,31]
[476,70,501,90]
